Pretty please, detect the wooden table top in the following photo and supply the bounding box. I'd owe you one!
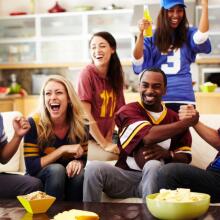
[0,199,220,219]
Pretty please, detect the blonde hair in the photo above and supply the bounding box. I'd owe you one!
[36,75,88,146]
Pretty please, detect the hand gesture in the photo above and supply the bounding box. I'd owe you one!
[179,105,199,126]
[66,160,83,177]
[142,144,170,161]
[61,144,84,159]
[13,116,30,137]
[138,18,152,34]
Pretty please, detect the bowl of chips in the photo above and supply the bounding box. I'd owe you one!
[17,191,56,214]
[200,82,217,92]
[146,188,210,220]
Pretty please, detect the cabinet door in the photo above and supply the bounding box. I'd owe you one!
[87,10,132,35]
[40,39,84,62]
[0,42,36,63]
[0,100,13,112]
[0,17,35,38]
[40,14,83,36]
[0,16,36,63]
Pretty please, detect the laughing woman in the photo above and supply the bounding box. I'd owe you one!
[78,32,125,157]
[24,75,89,201]
[132,0,211,112]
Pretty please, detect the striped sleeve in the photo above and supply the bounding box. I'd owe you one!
[119,120,151,154]
[23,117,41,176]
[170,129,192,162]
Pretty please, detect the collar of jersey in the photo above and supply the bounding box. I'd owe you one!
[138,101,167,124]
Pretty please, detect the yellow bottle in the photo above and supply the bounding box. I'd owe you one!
[143,4,153,37]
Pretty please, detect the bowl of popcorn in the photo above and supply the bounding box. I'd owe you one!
[200,82,217,92]
[17,191,56,214]
[146,188,210,220]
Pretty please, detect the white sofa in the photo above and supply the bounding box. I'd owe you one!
[0,112,219,203]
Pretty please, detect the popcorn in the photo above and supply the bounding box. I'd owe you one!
[155,188,205,202]
[22,191,50,200]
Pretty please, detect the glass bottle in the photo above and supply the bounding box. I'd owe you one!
[143,4,153,37]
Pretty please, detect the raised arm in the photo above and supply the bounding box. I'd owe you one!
[198,0,209,33]
[133,18,151,59]
[0,116,30,164]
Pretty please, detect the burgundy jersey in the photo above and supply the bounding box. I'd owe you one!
[78,64,125,137]
[115,102,192,170]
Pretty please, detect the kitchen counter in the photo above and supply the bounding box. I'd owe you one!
[0,60,132,70]
[196,57,220,65]
[195,92,220,114]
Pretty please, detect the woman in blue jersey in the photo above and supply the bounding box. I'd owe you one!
[132,0,211,112]
[24,75,89,201]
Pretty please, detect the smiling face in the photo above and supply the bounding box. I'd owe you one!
[167,5,184,29]
[44,80,69,121]
[90,36,115,68]
[139,70,166,112]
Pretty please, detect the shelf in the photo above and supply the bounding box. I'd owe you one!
[0,9,134,64]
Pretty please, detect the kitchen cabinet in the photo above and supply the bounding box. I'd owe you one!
[0,9,134,64]
[0,97,24,113]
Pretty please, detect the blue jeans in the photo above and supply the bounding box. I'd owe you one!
[158,163,220,203]
[36,163,84,201]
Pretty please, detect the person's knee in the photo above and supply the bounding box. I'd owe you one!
[46,163,66,179]
[31,177,43,191]
[21,176,43,194]
[84,161,104,181]
[158,163,180,189]
[142,160,162,173]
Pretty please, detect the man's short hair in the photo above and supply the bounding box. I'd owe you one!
[139,67,167,87]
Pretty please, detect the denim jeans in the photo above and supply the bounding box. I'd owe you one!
[36,163,84,201]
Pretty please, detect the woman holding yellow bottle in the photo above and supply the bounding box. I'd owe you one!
[132,0,211,112]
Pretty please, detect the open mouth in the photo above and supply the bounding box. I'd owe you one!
[50,103,60,111]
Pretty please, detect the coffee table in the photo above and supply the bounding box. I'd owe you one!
[0,199,220,219]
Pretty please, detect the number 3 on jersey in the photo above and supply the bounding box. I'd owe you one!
[161,49,181,74]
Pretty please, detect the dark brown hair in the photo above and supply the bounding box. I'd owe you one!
[89,31,124,94]
[154,7,189,53]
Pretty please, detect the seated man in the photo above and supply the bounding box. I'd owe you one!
[0,113,42,198]
[83,67,198,202]
[158,105,220,203]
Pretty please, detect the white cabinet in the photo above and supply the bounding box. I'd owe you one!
[0,9,133,64]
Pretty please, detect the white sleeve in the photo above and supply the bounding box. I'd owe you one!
[131,55,144,66]
[193,30,209,45]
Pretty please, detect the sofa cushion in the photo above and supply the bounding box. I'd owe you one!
[88,140,118,161]
[191,114,219,169]
[0,111,23,172]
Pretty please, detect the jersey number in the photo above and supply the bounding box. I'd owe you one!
[100,90,116,117]
[161,49,181,74]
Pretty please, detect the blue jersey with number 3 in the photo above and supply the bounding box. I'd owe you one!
[133,27,211,104]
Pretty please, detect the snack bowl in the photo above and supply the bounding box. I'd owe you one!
[200,83,217,92]
[17,191,56,214]
[146,190,210,220]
